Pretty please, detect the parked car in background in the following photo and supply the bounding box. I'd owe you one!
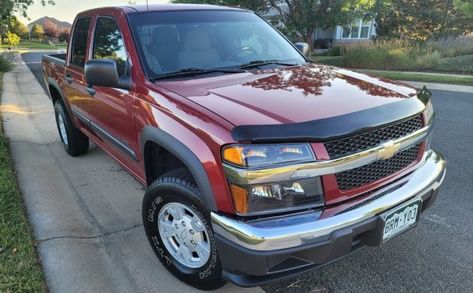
[41,4,446,290]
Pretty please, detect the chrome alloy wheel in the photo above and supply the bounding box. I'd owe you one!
[158,202,211,268]
[57,114,68,146]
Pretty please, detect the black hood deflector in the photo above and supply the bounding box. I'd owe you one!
[231,88,431,143]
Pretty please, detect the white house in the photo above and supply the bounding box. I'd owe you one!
[314,19,377,48]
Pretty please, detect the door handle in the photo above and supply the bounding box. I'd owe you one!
[64,73,73,84]
[86,85,96,96]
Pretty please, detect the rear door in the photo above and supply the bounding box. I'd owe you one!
[63,17,94,126]
[87,15,140,170]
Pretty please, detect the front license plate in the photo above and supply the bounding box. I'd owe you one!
[382,200,421,242]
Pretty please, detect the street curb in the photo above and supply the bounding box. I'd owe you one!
[401,81,473,94]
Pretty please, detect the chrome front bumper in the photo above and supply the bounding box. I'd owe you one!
[212,149,446,251]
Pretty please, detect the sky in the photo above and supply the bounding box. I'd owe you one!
[19,0,170,24]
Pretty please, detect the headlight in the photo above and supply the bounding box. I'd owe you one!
[223,143,322,215]
[229,178,324,216]
[222,143,315,168]
[423,99,434,125]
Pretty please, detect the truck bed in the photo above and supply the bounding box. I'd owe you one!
[42,53,66,66]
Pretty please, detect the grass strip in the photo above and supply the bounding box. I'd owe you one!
[0,60,46,292]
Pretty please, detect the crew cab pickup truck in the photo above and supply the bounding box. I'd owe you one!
[41,4,446,290]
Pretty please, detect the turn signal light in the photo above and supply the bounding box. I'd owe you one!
[230,184,248,214]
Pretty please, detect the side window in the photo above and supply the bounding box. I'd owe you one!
[93,17,128,77]
[70,18,91,68]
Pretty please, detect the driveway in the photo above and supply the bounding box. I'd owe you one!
[2,52,472,293]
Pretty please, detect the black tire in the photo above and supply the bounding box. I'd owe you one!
[54,100,89,156]
[142,169,225,291]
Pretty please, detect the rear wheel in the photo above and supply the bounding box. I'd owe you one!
[142,169,225,290]
[54,101,89,156]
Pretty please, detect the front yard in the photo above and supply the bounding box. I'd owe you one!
[312,38,473,85]
[1,41,67,50]
[0,55,45,292]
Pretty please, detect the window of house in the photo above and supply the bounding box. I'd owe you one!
[70,18,91,68]
[93,17,128,77]
[341,19,372,39]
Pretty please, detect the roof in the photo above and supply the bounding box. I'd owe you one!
[78,4,246,16]
[125,4,246,13]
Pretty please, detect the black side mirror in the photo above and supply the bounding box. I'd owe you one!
[294,42,310,57]
[85,59,130,90]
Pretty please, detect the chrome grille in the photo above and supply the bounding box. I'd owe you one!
[335,144,421,191]
[325,114,424,159]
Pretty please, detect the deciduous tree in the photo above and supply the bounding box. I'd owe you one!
[30,23,44,41]
[172,0,375,52]
[58,28,70,42]
[0,0,54,26]
[9,17,28,39]
[375,0,473,41]
[43,20,59,40]
[6,31,20,46]
[267,0,376,51]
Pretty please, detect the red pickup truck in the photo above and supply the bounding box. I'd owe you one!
[41,4,446,290]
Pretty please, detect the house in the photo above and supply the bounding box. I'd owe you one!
[314,19,377,49]
[264,4,376,49]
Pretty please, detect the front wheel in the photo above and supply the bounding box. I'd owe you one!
[142,169,225,290]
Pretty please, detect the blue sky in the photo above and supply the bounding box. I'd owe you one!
[20,0,170,24]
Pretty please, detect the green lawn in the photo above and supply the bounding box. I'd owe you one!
[1,41,67,50]
[356,70,473,86]
[0,67,46,291]
[312,56,473,85]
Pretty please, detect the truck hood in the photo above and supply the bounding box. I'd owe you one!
[157,64,418,126]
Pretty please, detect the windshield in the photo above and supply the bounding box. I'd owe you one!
[128,10,306,78]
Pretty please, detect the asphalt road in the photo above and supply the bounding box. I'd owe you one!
[21,52,473,292]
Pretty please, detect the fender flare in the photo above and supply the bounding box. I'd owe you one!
[46,77,65,104]
[140,126,218,211]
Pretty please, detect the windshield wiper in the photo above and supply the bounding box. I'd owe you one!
[237,60,298,70]
[151,67,245,81]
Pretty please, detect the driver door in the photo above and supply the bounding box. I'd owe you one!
[87,16,140,172]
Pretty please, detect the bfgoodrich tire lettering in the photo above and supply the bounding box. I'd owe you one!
[54,101,89,156]
[142,169,224,290]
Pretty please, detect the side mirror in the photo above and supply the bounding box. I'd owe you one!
[294,42,310,57]
[85,59,130,90]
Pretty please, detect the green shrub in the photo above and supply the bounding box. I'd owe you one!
[431,36,473,58]
[387,48,411,70]
[437,55,473,74]
[0,55,13,72]
[342,46,390,69]
[415,51,441,70]
[327,46,343,56]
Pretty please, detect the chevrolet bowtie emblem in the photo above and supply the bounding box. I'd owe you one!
[378,141,401,160]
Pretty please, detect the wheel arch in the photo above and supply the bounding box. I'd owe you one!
[47,77,65,105]
[141,126,218,211]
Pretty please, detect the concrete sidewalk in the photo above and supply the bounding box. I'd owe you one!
[1,55,260,292]
[401,81,473,94]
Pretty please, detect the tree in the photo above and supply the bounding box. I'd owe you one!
[375,0,473,41]
[58,28,70,42]
[6,31,20,46]
[30,23,44,41]
[269,0,376,51]
[172,0,375,52]
[0,1,54,26]
[9,17,29,39]
[454,0,473,15]
[43,20,59,40]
